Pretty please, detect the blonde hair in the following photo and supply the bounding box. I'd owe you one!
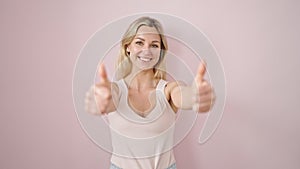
[115,16,168,80]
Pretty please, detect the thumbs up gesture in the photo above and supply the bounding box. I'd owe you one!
[85,64,118,115]
[193,62,215,112]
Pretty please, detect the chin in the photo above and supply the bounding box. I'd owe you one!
[137,66,155,71]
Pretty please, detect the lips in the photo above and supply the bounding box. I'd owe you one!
[137,56,152,62]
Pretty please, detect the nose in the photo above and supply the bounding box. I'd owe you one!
[142,43,151,50]
[141,44,152,54]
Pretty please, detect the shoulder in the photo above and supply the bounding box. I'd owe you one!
[163,80,186,113]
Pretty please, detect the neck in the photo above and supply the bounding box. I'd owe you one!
[125,68,157,90]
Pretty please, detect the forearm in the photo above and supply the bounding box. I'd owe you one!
[171,84,194,110]
[103,83,119,114]
[105,85,119,113]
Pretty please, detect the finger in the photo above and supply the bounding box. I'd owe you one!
[198,101,213,112]
[198,93,213,103]
[95,87,111,99]
[99,63,109,83]
[85,104,97,114]
[87,85,96,98]
[85,100,98,114]
[195,61,207,84]
[198,83,212,95]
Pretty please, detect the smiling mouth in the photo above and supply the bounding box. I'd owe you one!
[138,56,152,62]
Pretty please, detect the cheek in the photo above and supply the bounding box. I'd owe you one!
[130,46,142,55]
[152,49,161,57]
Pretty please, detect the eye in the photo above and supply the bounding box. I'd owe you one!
[151,44,159,48]
[135,41,143,46]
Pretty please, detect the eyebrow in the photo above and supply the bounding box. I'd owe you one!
[135,37,160,43]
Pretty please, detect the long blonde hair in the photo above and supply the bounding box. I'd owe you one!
[115,16,168,80]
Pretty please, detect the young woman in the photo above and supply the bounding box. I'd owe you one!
[85,16,215,169]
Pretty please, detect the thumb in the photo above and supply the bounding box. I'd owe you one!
[195,61,206,85]
[98,63,109,83]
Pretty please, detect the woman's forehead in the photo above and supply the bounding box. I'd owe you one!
[136,26,159,35]
[135,26,160,40]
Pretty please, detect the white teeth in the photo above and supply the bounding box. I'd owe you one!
[138,56,152,62]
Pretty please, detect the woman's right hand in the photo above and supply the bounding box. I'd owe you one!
[85,64,118,115]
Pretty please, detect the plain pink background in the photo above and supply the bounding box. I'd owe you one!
[1,0,300,169]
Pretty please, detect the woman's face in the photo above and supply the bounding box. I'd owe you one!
[126,26,162,71]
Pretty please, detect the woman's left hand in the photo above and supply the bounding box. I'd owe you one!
[193,62,216,113]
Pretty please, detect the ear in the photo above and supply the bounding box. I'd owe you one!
[126,45,130,56]
[126,44,131,51]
